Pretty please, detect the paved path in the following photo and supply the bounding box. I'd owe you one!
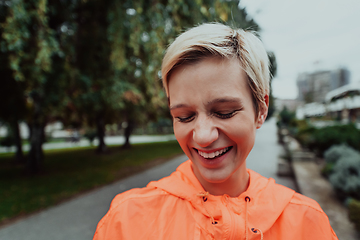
[247,118,297,190]
[0,118,295,240]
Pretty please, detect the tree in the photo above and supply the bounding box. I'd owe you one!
[267,51,277,120]
[1,0,69,173]
[226,1,260,31]
[0,0,27,163]
[1,0,273,168]
[68,0,117,153]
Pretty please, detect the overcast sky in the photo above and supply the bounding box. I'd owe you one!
[238,0,360,99]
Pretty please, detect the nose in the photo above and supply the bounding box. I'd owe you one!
[193,114,219,147]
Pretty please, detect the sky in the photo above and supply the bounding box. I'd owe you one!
[238,0,360,99]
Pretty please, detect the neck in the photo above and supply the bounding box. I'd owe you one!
[195,165,250,197]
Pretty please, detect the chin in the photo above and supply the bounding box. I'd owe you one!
[199,167,233,184]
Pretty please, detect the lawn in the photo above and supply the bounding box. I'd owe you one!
[0,141,183,224]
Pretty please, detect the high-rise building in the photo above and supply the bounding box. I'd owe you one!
[297,68,350,103]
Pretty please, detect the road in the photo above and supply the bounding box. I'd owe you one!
[0,117,296,240]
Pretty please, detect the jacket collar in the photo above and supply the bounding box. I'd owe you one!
[148,160,295,233]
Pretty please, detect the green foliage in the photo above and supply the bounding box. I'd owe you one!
[329,153,360,200]
[278,106,296,127]
[348,198,360,232]
[323,144,360,177]
[1,0,265,165]
[84,129,97,145]
[266,52,277,120]
[2,0,60,81]
[226,1,259,30]
[294,123,316,147]
[324,144,359,164]
[321,162,335,178]
[295,124,360,157]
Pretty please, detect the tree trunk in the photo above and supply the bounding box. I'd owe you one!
[122,119,134,149]
[96,115,107,153]
[28,122,44,174]
[27,97,45,174]
[11,121,25,164]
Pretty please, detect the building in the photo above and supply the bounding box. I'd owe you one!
[297,68,350,103]
[296,82,360,123]
[275,98,302,112]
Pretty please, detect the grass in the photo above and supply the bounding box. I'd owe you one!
[0,141,183,224]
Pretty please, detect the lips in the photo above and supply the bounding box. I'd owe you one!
[196,146,232,159]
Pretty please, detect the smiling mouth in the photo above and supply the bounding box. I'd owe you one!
[196,147,233,159]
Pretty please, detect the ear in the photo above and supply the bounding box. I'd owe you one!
[256,95,269,129]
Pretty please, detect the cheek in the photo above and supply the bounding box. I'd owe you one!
[173,123,189,146]
[224,118,256,143]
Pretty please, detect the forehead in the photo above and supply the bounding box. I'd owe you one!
[168,57,252,105]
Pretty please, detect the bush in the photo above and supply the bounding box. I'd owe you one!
[296,124,360,157]
[295,125,317,149]
[324,144,359,164]
[84,129,97,145]
[329,154,360,200]
[348,199,360,232]
[322,144,360,177]
[278,107,296,127]
[321,162,334,177]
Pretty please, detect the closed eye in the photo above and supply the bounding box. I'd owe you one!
[176,115,195,123]
[213,109,241,119]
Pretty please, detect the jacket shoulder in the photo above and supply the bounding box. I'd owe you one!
[289,192,324,213]
[93,186,195,240]
[93,187,168,239]
[280,193,338,239]
[109,186,167,207]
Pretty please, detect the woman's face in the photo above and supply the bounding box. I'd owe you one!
[168,57,267,186]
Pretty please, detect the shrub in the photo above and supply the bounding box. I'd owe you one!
[295,125,316,148]
[278,107,296,127]
[324,144,359,164]
[321,162,335,177]
[296,124,360,157]
[329,154,360,200]
[348,199,360,232]
[323,145,360,177]
[84,129,97,145]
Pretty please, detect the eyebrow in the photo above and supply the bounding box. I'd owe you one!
[170,97,242,111]
[170,103,190,111]
[207,97,242,105]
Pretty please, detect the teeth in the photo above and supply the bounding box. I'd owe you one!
[198,147,230,159]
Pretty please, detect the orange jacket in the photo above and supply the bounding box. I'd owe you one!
[94,160,338,239]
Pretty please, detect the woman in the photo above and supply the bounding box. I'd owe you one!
[93,23,338,240]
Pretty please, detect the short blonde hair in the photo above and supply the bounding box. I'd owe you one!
[161,23,270,115]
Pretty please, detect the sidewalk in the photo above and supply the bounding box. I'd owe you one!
[285,136,359,240]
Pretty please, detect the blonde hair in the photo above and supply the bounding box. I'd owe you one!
[161,23,270,115]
